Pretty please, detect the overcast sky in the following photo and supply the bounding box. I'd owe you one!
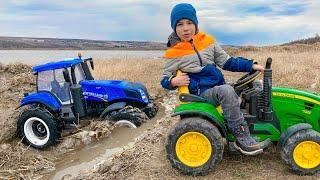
[0,0,319,45]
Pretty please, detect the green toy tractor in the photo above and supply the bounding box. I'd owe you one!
[165,58,320,175]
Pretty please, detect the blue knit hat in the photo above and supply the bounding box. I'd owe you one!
[170,3,198,31]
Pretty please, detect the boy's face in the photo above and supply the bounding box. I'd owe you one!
[176,19,196,42]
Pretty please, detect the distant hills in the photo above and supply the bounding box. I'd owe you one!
[0,36,167,50]
[282,34,320,45]
[1,34,319,50]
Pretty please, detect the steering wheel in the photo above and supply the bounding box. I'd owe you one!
[233,70,262,88]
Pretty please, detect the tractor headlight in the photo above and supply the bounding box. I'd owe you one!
[138,89,149,103]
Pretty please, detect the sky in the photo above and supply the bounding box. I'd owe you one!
[0,0,319,45]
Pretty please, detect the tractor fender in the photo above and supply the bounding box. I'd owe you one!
[277,123,312,150]
[99,102,126,119]
[172,110,227,137]
[18,91,62,112]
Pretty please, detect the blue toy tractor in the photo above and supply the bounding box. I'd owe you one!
[17,55,158,149]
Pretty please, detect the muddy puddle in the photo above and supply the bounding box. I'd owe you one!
[47,118,157,180]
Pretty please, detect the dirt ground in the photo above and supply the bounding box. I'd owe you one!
[0,63,35,143]
[0,44,320,179]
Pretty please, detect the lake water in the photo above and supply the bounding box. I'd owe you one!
[0,50,164,65]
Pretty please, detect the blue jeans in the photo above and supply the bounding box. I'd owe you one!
[200,84,244,129]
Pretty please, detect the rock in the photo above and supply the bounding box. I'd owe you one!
[110,164,121,173]
[0,143,12,151]
[89,131,97,137]
[61,174,73,180]
[57,138,77,150]
[75,131,89,139]
[75,131,92,145]
[96,159,113,173]
[123,142,135,150]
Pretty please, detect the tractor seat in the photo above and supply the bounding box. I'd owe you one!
[51,80,71,103]
[179,93,219,106]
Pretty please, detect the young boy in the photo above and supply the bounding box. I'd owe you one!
[161,3,270,153]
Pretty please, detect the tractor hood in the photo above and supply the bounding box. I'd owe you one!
[80,80,150,103]
[272,87,320,105]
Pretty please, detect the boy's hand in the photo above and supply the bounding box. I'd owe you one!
[171,73,190,87]
[253,64,265,72]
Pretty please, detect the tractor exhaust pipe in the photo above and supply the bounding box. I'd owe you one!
[263,57,273,121]
[70,65,87,118]
[70,84,87,118]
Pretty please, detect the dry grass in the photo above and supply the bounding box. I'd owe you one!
[0,63,35,108]
[93,58,167,98]
[0,64,35,143]
[93,43,320,96]
[225,44,320,93]
[0,141,55,179]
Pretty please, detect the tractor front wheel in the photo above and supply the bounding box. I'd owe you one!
[281,129,320,175]
[107,105,147,127]
[17,107,62,149]
[142,99,158,119]
[165,117,224,176]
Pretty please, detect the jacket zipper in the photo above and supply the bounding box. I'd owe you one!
[190,39,202,95]
[190,39,203,67]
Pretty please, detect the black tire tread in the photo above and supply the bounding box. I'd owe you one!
[165,117,224,176]
[142,100,159,119]
[108,105,147,127]
[280,129,320,175]
[17,107,61,149]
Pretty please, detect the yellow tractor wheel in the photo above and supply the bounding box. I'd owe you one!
[281,129,320,175]
[165,117,224,176]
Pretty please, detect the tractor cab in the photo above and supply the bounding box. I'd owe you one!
[35,64,72,104]
[32,57,93,104]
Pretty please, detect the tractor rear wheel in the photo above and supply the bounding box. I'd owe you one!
[165,117,224,176]
[17,107,62,149]
[281,129,320,175]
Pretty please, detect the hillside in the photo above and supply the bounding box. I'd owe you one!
[0,36,166,50]
[282,34,320,45]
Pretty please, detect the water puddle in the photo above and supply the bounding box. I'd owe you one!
[48,119,156,180]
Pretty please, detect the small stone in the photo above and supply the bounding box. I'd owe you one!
[111,164,121,172]
[76,131,89,139]
[98,159,113,173]
[124,142,135,150]
[75,131,92,145]
[61,174,72,180]
[0,143,11,151]
[59,138,76,149]
[89,131,96,137]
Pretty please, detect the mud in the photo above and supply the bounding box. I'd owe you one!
[48,109,162,180]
